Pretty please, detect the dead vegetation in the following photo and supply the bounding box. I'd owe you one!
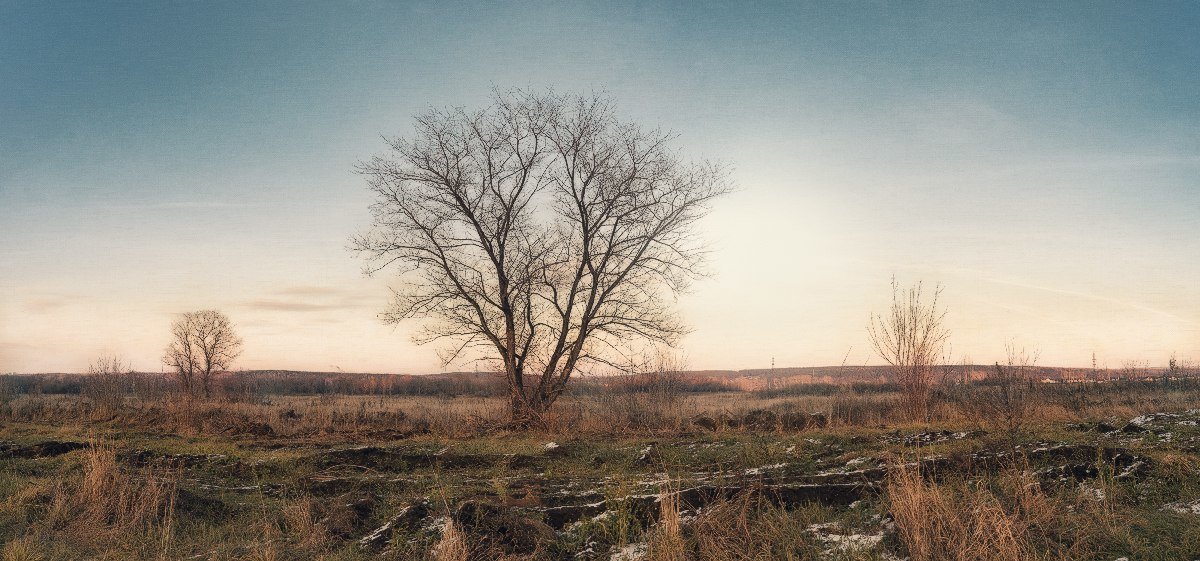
[1,443,178,558]
[5,375,1200,442]
[2,377,1200,559]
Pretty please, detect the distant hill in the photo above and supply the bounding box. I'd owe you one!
[4,365,1169,397]
[236,364,1162,392]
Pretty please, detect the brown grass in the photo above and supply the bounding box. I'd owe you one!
[431,519,471,561]
[645,486,686,561]
[0,536,45,561]
[886,458,1119,561]
[0,442,182,559]
[4,378,1200,441]
[682,492,823,560]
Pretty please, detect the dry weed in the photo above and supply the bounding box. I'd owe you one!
[0,536,44,561]
[645,486,686,561]
[887,460,1080,561]
[432,519,471,561]
[281,495,329,551]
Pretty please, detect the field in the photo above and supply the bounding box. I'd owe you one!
[2,378,1200,560]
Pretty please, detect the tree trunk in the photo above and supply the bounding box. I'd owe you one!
[509,391,555,427]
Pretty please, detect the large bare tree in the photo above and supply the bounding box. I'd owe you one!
[163,310,244,399]
[354,90,730,424]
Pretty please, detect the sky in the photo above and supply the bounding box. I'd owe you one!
[2,1,1198,374]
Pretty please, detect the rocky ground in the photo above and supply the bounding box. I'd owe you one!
[2,408,1200,559]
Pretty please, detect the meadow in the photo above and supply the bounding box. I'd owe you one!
[1,373,1199,560]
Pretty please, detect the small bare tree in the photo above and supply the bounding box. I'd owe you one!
[979,341,1039,443]
[1180,356,1199,380]
[354,89,729,424]
[1120,359,1150,381]
[868,278,949,421]
[163,310,244,399]
[84,353,131,413]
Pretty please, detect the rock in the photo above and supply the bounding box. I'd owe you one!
[543,441,568,458]
[453,500,556,554]
[634,444,657,466]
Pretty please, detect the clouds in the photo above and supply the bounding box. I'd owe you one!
[20,294,75,314]
[239,285,377,314]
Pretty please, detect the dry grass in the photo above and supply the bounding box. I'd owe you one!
[0,536,44,561]
[680,492,823,561]
[645,486,686,561]
[281,495,331,552]
[4,379,1200,445]
[431,519,471,561]
[886,458,1120,561]
[888,462,1030,561]
[0,442,181,559]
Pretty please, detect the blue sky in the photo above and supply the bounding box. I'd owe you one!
[2,1,1198,373]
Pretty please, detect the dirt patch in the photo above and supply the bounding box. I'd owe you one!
[0,440,88,458]
[453,500,557,554]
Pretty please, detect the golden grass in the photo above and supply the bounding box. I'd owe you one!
[0,442,180,559]
[431,519,471,561]
[885,459,1121,561]
[645,485,686,561]
[6,379,1200,439]
[0,536,44,561]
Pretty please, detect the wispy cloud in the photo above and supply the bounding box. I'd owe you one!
[272,286,345,297]
[17,293,76,314]
[242,299,350,312]
[978,275,1189,323]
[98,201,263,211]
[239,285,376,314]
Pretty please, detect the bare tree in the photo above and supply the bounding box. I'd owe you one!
[353,90,730,424]
[1120,359,1150,381]
[163,310,244,399]
[84,353,131,413]
[868,278,950,421]
[979,341,1039,444]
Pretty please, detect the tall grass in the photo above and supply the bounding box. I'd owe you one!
[2,443,183,558]
[886,459,1121,561]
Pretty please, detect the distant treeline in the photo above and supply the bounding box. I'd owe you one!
[1,363,1192,400]
[0,370,739,399]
